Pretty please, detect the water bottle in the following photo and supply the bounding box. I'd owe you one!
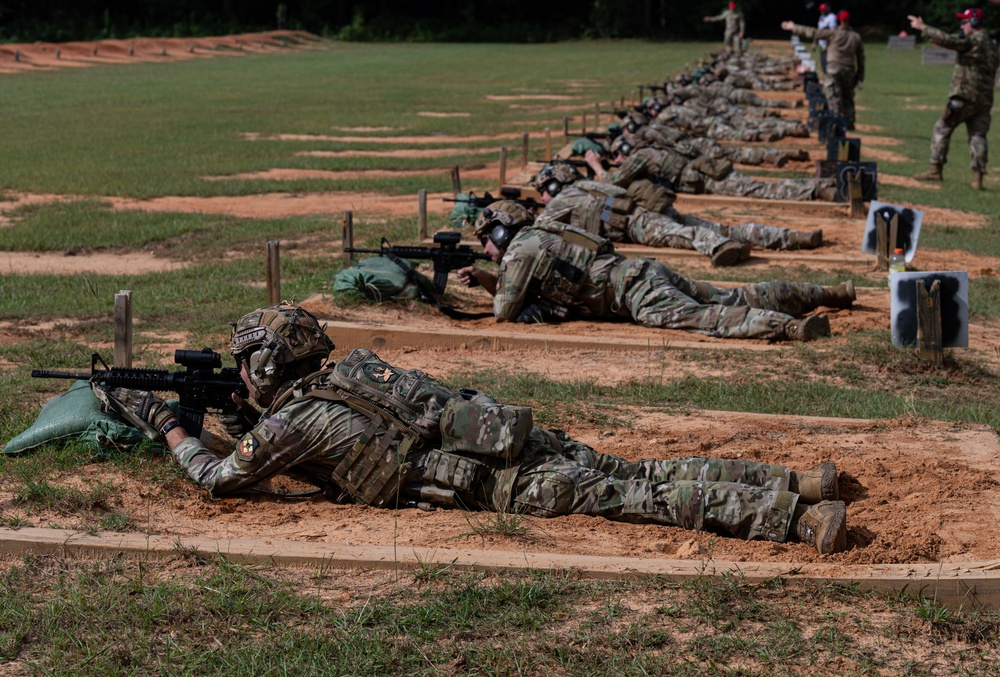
[888,247,905,285]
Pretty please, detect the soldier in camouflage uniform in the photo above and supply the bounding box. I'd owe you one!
[102,302,849,553]
[909,8,1000,189]
[588,140,837,202]
[532,162,822,267]
[704,2,746,55]
[782,11,865,130]
[458,201,854,339]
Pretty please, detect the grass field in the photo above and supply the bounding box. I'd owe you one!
[2,38,1000,673]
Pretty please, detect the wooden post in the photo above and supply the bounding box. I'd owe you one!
[545,128,552,162]
[581,111,587,134]
[521,132,530,168]
[594,102,600,128]
[450,166,462,197]
[916,279,944,368]
[620,94,625,109]
[837,140,849,162]
[874,212,899,271]
[498,146,508,193]
[417,189,428,240]
[848,170,865,218]
[563,117,569,143]
[266,240,280,305]
[639,85,644,103]
[113,290,133,368]
[342,211,354,268]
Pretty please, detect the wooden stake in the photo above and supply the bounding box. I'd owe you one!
[113,290,133,368]
[562,117,569,142]
[916,279,944,368]
[594,102,600,128]
[498,147,508,193]
[450,166,462,197]
[848,170,865,218]
[581,111,587,134]
[521,132,530,168]
[342,211,354,268]
[266,240,281,305]
[417,189,428,240]
[545,128,552,162]
[874,212,899,271]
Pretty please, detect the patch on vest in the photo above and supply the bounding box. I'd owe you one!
[362,363,399,383]
[237,435,259,462]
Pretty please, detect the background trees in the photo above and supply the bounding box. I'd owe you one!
[0,0,994,43]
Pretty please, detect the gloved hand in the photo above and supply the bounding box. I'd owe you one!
[217,403,261,439]
[516,304,547,324]
[107,388,175,432]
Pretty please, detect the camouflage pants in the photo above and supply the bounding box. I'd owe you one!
[725,145,793,167]
[617,260,825,337]
[629,208,809,254]
[705,171,830,201]
[929,98,992,173]
[724,31,744,55]
[825,67,857,130]
[675,210,809,250]
[508,429,797,542]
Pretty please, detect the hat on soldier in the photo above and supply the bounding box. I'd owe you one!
[531,162,581,197]
[231,302,334,390]
[956,7,985,26]
[473,200,533,251]
[728,2,736,8]
[837,10,850,24]
[819,3,831,11]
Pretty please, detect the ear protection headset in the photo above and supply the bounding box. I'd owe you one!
[478,209,520,250]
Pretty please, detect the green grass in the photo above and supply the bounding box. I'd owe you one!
[0,554,997,675]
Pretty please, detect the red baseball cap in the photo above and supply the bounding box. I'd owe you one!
[819,3,831,11]
[837,10,851,23]
[955,8,984,23]
[729,2,736,8]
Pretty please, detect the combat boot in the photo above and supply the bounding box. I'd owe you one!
[971,171,984,190]
[793,149,810,161]
[790,462,839,503]
[790,229,823,249]
[792,500,847,554]
[710,241,751,267]
[816,184,838,201]
[820,280,855,309]
[913,164,943,182]
[781,314,830,341]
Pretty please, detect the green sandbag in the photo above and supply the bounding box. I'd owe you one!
[333,256,433,301]
[571,138,605,156]
[3,380,147,455]
[449,193,482,229]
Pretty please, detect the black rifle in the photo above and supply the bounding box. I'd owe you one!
[568,131,620,141]
[344,231,491,295]
[31,348,247,438]
[443,190,543,212]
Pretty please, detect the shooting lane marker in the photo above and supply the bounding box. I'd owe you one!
[521,132,530,169]
[266,240,281,306]
[581,111,587,134]
[55,48,60,59]
[562,116,569,142]
[188,44,195,53]
[545,128,552,162]
[92,45,98,56]
[342,211,354,268]
[498,147,508,194]
[917,279,944,368]
[128,44,134,56]
[594,102,600,128]
[418,189,428,240]
[114,290,133,368]
[450,166,462,197]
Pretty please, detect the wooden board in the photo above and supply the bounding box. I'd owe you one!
[2,526,997,610]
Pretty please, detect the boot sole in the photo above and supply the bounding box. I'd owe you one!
[797,314,831,341]
[817,501,847,554]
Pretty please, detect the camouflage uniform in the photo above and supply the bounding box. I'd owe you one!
[540,182,812,257]
[718,65,798,91]
[634,122,799,166]
[786,23,865,129]
[493,222,828,337]
[171,352,798,543]
[603,147,830,201]
[705,8,746,55]
[920,25,999,172]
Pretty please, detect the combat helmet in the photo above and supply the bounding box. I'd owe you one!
[473,200,534,252]
[531,162,581,198]
[610,134,634,158]
[230,302,334,391]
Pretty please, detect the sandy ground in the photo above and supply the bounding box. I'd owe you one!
[3,36,1000,573]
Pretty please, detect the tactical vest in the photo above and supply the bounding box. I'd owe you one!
[523,222,613,316]
[270,349,530,508]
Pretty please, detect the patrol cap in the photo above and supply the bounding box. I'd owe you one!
[819,3,831,11]
[837,10,850,23]
[956,7,985,23]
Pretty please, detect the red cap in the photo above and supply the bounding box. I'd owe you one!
[729,2,736,8]
[956,8,984,23]
[819,3,831,11]
[837,10,851,24]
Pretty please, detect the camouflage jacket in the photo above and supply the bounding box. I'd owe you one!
[788,23,864,78]
[706,8,744,35]
[603,147,690,188]
[922,26,999,106]
[538,182,629,235]
[494,222,632,322]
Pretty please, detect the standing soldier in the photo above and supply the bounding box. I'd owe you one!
[816,4,839,77]
[704,2,746,55]
[781,12,864,130]
[909,8,1000,190]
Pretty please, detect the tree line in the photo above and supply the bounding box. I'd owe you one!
[0,0,993,43]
